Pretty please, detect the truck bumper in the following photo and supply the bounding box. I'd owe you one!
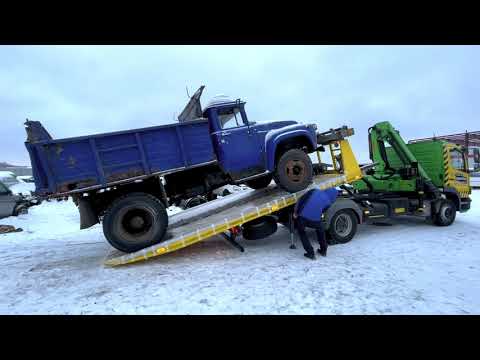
[459,198,471,212]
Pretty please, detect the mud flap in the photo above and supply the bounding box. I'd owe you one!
[78,198,98,229]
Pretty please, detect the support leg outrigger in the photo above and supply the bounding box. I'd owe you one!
[221,226,244,252]
[289,211,296,249]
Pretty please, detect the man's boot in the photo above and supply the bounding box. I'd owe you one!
[317,248,327,257]
[304,252,316,260]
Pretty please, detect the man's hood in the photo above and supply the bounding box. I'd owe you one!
[324,188,339,203]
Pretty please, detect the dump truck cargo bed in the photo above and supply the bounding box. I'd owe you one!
[25,119,216,196]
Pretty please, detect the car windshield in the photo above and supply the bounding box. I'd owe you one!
[0,181,10,194]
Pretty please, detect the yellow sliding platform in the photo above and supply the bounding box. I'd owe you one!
[105,135,362,267]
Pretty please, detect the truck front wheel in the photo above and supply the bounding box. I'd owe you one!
[434,199,456,226]
[328,209,357,244]
[102,192,168,253]
[274,149,313,193]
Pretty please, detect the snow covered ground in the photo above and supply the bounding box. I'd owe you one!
[0,191,479,314]
[9,181,35,195]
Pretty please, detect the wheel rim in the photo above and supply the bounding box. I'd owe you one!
[334,214,352,237]
[442,205,453,220]
[120,207,154,237]
[285,159,306,183]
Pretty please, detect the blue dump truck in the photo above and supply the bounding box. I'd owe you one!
[25,86,324,252]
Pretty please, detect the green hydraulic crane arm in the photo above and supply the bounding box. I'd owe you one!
[369,121,441,198]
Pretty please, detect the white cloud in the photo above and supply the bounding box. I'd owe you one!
[1,45,479,165]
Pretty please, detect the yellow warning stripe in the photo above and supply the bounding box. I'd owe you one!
[105,175,347,267]
[443,146,455,187]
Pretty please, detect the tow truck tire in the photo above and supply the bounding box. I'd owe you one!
[434,199,456,226]
[246,174,273,190]
[328,209,357,244]
[242,216,278,240]
[103,192,168,253]
[274,149,313,193]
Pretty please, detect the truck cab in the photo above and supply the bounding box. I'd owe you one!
[170,87,319,197]
[202,95,305,181]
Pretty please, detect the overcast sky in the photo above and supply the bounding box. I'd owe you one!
[1,45,479,166]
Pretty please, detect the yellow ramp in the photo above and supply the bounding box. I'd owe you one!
[105,173,347,267]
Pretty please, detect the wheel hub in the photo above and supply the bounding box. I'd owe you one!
[121,208,154,236]
[285,159,306,183]
[130,216,145,229]
[335,214,352,236]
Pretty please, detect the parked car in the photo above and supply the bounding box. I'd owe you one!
[0,171,20,187]
[17,175,35,183]
[0,180,30,219]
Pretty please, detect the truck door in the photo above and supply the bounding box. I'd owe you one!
[446,146,470,197]
[211,105,264,180]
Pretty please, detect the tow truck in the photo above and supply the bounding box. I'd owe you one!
[312,121,473,246]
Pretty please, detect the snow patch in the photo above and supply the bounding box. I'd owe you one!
[0,191,479,314]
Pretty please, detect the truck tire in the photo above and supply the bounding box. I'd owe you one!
[246,174,273,190]
[328,209,357,244]
[242,215,278,240]
[434,199,456,226]
[102,192,168,253]
[274,149,313,193]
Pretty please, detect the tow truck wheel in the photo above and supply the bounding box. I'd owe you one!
[274,149,313,193]
[246,174,273,190]
[328,209,357,244]
[434,199,456,226]
[103,192,168,253]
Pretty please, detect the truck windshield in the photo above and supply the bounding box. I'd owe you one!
[218,107,245,129]
[450,149,466,172]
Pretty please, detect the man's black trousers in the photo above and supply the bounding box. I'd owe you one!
[295,216,327,255]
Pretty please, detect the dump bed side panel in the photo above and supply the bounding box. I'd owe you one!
[26,120,216,196]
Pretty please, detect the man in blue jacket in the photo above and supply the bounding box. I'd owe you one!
[293,187,338,260]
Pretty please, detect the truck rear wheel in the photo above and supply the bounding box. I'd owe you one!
[328,209,357,244]
[102,192,168,253]
[434,199,456,226]
[246,174,273,190]
[274,149,313,193]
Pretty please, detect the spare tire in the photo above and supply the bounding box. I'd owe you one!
[242,215,278,240]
